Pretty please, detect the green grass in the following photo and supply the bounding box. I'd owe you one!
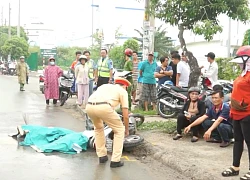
[138,120,177,134]
[132,109,157,116]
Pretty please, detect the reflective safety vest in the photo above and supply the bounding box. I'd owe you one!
[86,60,94,78]
[97,57,110,77]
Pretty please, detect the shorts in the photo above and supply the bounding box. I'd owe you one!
[141,83,157,103]
[131,81,137,92]
[135,82,143,101]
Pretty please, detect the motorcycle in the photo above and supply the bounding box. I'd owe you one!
[39,74,45,94]
[84,112,145,151]
[157,77,212,119]
[59,71,74,106]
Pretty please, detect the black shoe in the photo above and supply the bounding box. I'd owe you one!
[110,161,124,168]
[99,156,108,163]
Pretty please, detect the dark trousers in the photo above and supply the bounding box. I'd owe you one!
[97,76,109,88]
[232,116,250,168]
[46,99,57,105]
[177,114,200,136]
[202,119,233,142]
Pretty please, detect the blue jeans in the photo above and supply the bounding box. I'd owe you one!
[202,119,233,142]
[89,79,94,97]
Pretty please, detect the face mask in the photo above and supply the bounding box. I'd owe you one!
[50,62,55,66]
[238,63,243,69]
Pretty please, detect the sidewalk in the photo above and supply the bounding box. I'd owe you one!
[73,102,249,180]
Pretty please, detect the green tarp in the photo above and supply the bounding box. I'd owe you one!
[20,125,88,154]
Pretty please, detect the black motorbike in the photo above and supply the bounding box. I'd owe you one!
[59,72,74,106]
[157,77,212,119]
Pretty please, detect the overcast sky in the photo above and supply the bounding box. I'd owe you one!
[0,0,249,48]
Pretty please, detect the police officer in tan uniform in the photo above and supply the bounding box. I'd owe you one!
[85,77,131,168]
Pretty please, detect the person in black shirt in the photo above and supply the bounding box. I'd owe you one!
[169,51,179,85]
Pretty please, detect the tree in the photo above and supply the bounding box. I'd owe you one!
[133,25,174,57]
[216,58,241,80]
[0,26,28,41]
[242,29,250,45]
[109,46,124,69]
[88,27,123,61]
[123,39,140,52]
[149,0,250,86]
[109,39,140,69]
[1,36,29,60]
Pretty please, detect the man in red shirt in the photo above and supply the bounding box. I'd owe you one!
[71,51,82,72]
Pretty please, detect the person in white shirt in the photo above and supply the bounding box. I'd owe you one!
[202,52,218,87]
[172,53,190,88]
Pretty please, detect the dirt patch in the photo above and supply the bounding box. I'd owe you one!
[131,130,247,180]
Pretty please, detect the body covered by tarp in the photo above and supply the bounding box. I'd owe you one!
[20,125,88,154]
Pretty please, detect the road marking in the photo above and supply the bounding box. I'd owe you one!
[121,155,136,162]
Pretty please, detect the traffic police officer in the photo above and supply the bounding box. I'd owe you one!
[96,49,113,88]
[85,77,130,168]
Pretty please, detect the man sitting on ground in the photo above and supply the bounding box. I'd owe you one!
[184,91,233,148]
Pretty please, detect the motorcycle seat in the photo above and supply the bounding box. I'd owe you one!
[171,86,188,92]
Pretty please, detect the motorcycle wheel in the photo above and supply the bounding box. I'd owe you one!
[130,114,145,127]
[123,135,144,149]
[157,97,177,118]
[60,93,68,106]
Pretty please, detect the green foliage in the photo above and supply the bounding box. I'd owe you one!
[0,26,28,41]
[133,25,174,57]
[138,121,176,134]
[132,109,157,116]
[109,46,124,69]
[216,58,241,80]
[123,39,139,52]
[242,29,250,45]
[56,46,87,67]
[0,26,29,60]
[150,0,250,41]
[1,36,29,60]
[109,39,140,69]
[29,46,40,54]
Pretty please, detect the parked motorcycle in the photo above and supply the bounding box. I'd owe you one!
[157,77,212,119]
[85,112,144,151]
[59,71,74,106]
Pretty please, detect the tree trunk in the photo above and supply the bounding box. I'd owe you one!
[178,24,201,87]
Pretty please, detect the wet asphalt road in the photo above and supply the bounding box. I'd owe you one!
[0,74,188,180]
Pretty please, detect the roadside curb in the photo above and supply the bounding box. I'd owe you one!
[135,134,222,180]
[76,105,86,117]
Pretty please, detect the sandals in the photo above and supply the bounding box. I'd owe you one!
[241,171,250,180]
[173,134,182,140]
[221,167,239,177]
[191,136,199,143]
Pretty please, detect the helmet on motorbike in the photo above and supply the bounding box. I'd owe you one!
[164,80,173,86]
[124,48,133,57]
[188,87,200,94]
[79,55,87,61]
[230,46,250,68]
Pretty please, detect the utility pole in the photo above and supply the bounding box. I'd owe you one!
[8,3,11,39]
[143,0,155,60]
[8,3,11,61]
[17,0,20,37]
[91,0,94,47]
[1,6,3,26]
[227,17,231,58]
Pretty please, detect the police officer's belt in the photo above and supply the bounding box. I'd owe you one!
[88,102,111,106]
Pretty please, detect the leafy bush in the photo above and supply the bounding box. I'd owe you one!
[216,58,241,80]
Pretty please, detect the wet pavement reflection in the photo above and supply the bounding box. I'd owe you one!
[0,75,180,180]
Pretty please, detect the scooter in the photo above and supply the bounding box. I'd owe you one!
[84,112,145,151]
[59,71,74,106]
